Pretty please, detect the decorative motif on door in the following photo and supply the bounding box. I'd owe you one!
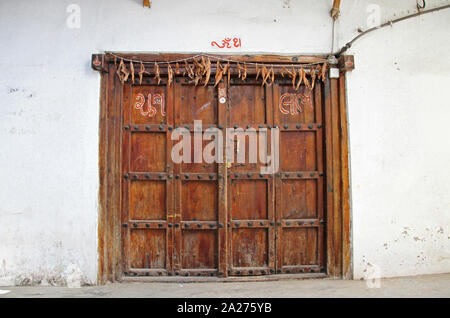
[278,93,311,115]
[134,93,165,117]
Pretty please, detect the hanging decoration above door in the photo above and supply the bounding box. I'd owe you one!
[100,53,328,89]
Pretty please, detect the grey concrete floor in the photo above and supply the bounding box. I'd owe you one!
[0,273,449,298]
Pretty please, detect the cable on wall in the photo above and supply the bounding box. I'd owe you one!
[335,3,450,57]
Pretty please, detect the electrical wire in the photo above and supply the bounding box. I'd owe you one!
[335,3,450,57]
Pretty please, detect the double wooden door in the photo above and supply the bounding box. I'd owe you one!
[121,75,325,278]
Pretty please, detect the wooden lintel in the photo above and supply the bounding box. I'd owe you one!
[100,53,328,65]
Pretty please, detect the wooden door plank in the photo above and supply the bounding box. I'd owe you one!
[97,66,108,284]
[265,84,275,272]
[218,80,228,277]
[105,70,118,281]
[113,72,124,281]
[314,81,325,272]
[121,82,131,276]
[272,82,282,273]
[324,76,336,277]
[173,81,182,275]
[329,77,343,278]
[166,79,175,273]
[339,74,351,279]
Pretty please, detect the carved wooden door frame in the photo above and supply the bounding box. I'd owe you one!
[92,53,353,284]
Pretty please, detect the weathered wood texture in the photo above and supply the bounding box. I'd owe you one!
[273,82,324,275]
[98,63,123,283]
[323,73,351,279]
[104,53,327,64]
[97,54,352,283]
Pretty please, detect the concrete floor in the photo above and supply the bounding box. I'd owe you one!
[0,273,449,298]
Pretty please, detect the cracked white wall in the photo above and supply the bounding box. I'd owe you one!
[0,0,449,285]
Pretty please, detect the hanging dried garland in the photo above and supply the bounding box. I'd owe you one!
[108,53,328,90]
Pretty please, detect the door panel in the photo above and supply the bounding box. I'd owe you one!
[129,180,166,220]
[182,230,218,269]
[129,229,166,269]
[230,179,271,274]
[230,84,266,125]
[130,132,166,172]
[227,82,275,276]
[281,179,317,219]
[182,181,218,221]
[181,137,217,173]
[232,229,268,268]
[122,83,174,276]
[279,132,317,171]
[274,82,325,275]
[282,228,318,266]
[231,180,267,220]
[131,86,167,124]
[173,82,223,277]
[180,85,218,125]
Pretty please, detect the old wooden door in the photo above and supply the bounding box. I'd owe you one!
[226,78,324,276]
[121,71,325,278]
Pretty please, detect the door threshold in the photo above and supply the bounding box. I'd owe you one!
[120,273,327,283]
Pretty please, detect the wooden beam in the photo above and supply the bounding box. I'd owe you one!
[339,72,352,279]
[331,0,341,20]
[324,66,352,279]
[97,63,123,284]
[143,0,151,8]
[102,53,328,65]
[97,63,107,284]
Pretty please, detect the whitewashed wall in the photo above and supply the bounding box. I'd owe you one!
[0,0,448,285]
[340,0,450,279]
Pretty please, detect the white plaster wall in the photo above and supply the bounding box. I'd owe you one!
[0,0,448,285]
[339,0,450,279]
